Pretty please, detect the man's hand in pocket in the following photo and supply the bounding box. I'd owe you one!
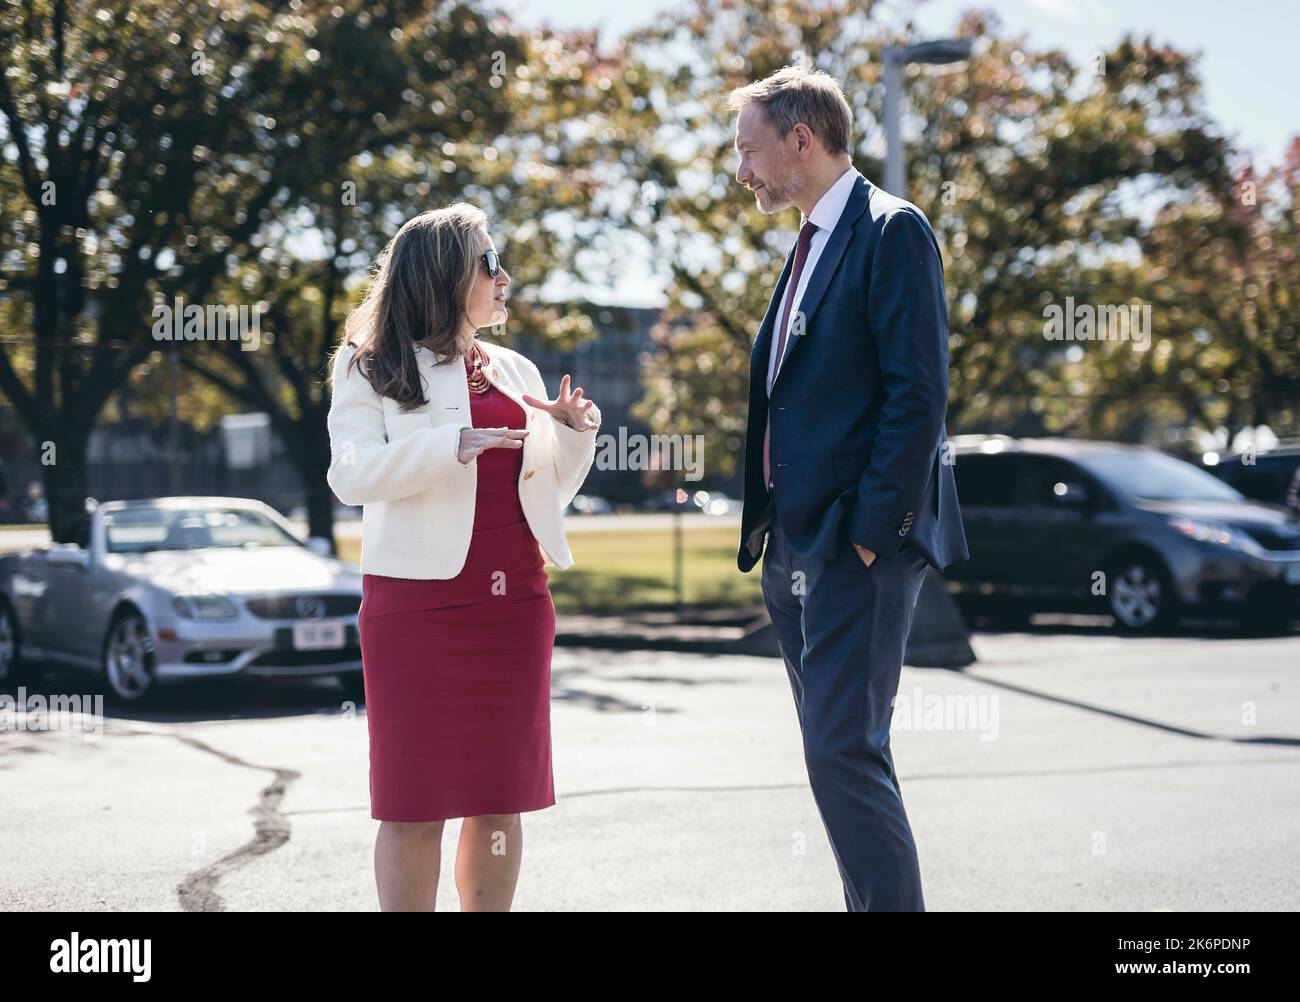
[852,543,876,567]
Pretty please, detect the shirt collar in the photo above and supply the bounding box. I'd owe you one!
[802,165,861,234]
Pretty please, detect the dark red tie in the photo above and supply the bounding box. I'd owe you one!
[763,220,817,488]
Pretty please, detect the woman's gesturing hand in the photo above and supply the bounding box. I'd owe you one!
[456,426,528,465]
[521,374,598,431]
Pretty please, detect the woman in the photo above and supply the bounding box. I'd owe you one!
[325,204,600,911]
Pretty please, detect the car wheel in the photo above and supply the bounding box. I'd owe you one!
[1107,556,1177,633]
[102,610,157,702]
[337,671,366,705]
[0,599,24,683]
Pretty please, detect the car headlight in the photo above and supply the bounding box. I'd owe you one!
[172,593,239,619]
[1167,517,1262,555]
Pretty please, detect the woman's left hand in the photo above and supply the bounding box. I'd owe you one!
[522,374,598,432]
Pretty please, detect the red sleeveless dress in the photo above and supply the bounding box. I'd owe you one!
[357,378,556,822]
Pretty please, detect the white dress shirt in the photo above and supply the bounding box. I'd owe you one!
[766,164,861,396]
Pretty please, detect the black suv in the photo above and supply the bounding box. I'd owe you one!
[1206,443,1300,514]
[947,436,1300,632]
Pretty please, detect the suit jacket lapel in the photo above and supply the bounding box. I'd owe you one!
[477,341,528,410]
[416,344,471,417]
[749,236,799,383]
[419,342,542,465]
[476,343,542,437]
[769,174,873,393]
[418,340,527,411]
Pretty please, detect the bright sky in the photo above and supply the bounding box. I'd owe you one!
[507,0,1296,168]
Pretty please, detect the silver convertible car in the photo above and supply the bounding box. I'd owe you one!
[0,496,364,703]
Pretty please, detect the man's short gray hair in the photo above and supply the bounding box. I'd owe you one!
[727,64,853,155]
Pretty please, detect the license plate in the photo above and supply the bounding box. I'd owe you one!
[1286,563,1300,585]
[292,621,345,650]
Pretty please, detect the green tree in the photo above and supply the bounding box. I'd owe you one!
[0,0,520,541]
[540,1,1256,471]
[1074,142,1299,446]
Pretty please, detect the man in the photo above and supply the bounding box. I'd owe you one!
[730,65,968,911]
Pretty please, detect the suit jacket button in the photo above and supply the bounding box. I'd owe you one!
[523,469,535,480]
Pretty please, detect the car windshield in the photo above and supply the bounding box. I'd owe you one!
[103,507,304,554]
[1071,451,1244,502]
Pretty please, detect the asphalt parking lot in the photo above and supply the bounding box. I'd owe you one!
[2,623,1297,911]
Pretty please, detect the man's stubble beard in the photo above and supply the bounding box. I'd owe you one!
[754,148,806,215]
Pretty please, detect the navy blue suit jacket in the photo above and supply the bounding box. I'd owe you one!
[737,173,969,574]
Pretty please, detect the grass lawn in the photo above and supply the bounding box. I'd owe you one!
[338,524,762,612]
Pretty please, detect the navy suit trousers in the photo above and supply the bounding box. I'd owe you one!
[758,490,929,911]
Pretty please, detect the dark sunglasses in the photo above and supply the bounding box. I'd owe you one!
[481,250,502,278]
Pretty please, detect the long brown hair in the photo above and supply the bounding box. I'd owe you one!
[331,203,487,411]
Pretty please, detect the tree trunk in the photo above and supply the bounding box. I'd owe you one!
[285,410,337,553]
[43,425,91,545]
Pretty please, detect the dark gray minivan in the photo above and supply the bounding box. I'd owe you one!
[947,436,1300,632]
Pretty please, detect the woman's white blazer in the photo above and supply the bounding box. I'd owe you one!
[325,339,600,579]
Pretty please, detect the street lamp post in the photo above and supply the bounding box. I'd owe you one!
[883,38,973,197]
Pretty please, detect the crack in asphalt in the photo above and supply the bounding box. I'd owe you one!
[281,754,1300,817]
[127,729,302,912]
[91,654,1292,910]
